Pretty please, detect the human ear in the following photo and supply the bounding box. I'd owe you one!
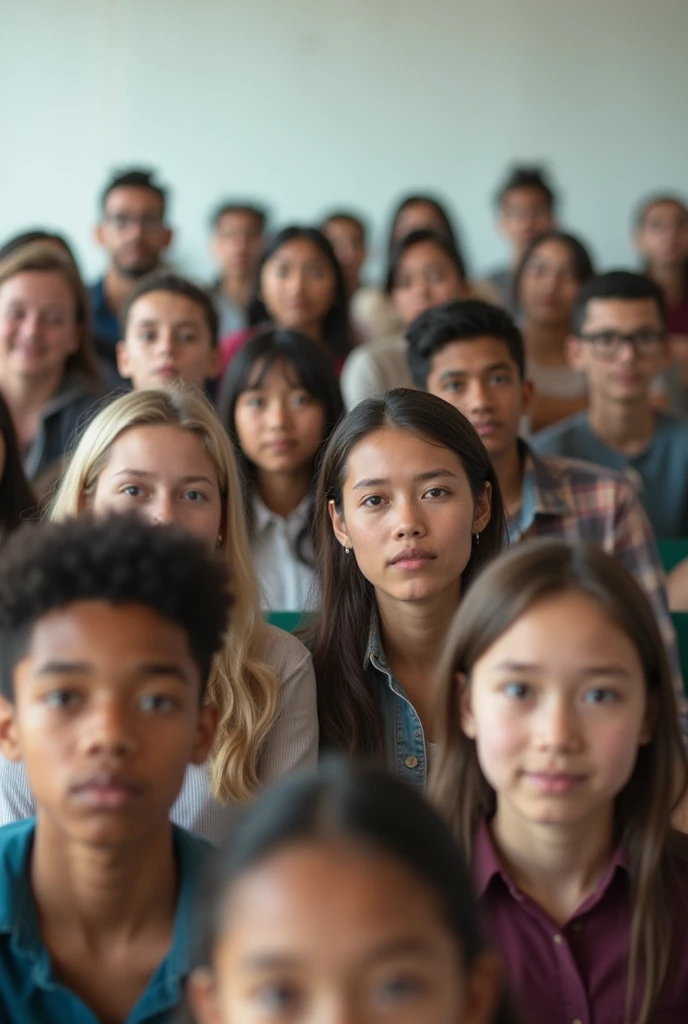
[472,482,492,535]
[190,701,220,766]
[116,340,132,381]
[328,499,351,551]
[457,672,477,739]
[0,696,22,763]
[186,968,222,1024]
[462,950,504,1024]
[161,227,173,251]
[94,223,106,248]
[520,379,535,418]
[566,335,586,371]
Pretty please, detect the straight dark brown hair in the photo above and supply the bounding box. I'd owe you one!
[431,539,688,1024]
[311,388,506,758]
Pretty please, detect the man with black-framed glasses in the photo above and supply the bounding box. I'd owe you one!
[533,271,688,537]
[90,168,173,379]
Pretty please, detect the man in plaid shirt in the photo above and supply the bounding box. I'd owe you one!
[406,298,686,728]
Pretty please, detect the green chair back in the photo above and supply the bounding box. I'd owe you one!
[265,611,315,634]
[658,539,688,574]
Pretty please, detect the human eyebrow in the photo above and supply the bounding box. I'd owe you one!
[177,476,216,487]
[36,661,90,676]
[413,469,458,483]
[362,936,437,964]
[112,469,155,479]
[133,663,190,683]
[353,477,390,490]
[489,660,633,680]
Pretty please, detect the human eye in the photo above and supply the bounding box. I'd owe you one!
[181,488,207,503]
[503,682,532,700]
[178,329,200,345]
[373,971,428,1006]
[274,261,291,279]
[443,379,463,394]
[422,486,450,499]
[362,494,385,508]
[291,390,314,407]
[42,689,81,710]
[583,687,619,705]
[490,371,511,386]
[138,693,180,714]
[121,484,145,498]
[244,393,265,409]
[253,979,301,1014]
[305,261,327,279]
[43,309,66,327]
[137,327,157,343]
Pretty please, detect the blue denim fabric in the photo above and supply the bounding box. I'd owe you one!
[0,819,212,1023]
[366,617,429,788]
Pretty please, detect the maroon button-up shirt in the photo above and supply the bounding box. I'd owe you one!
[474,820,688,1023]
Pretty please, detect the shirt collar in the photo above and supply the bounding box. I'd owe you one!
[510,440,574,539]
[473,817,630,907]
[251,492,311,536]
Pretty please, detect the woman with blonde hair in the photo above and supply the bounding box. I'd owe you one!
[0,243,103,496]
[0,388,318,844]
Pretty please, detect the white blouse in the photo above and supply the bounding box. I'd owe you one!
[251,493,320,612]
[0,624,318,847]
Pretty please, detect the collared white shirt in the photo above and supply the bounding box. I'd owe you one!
[251,493,320,612]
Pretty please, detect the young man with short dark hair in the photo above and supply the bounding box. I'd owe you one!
[0,515,230,1023]
[91,169,173,375]
[482,166,557,313]
[320,210,368,299]
[208,202,266,337]
[407,298,685,719]
[533,271,688,538]
[117,270,220,392]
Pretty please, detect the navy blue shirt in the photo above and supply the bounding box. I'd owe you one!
[0,818,212,1024]
[89,277,120,366]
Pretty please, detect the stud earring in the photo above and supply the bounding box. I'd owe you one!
[473,532,480,545]
[343,545,350,554]
[216,535,224,547]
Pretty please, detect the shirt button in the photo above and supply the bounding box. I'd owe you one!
[405,756,419,769]
[572,1019,583,1024]
[553,933,563,944]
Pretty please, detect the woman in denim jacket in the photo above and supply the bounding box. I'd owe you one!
[311,388,506,787]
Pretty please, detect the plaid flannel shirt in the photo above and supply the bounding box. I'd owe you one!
[510,442,687,736]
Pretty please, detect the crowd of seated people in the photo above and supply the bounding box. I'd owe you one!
[0,161,687,1023]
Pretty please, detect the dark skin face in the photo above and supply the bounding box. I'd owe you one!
[0,600,217,848]
[96,187,172,279]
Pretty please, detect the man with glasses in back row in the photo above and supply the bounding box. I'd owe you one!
[533,271,688,538]
[90,169,173,380]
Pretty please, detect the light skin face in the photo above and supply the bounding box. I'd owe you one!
[567,297,668,404]
[88,425,224,546]
[116,290,220,390]
[634,201,688,270]
[393,202,450,244]
[260,240,336,339]
[234,360,326,478]
[461,590,654,837]
[188,840,501,1024]
[96,186,172,278]
[329,428,491,607]
[392,242,468,327]
[499,187,554,258]
[322,218,366,296]
[519,239,581,328]
[212,212,264,281]
[425,336,533,462]
[0,271,80,382]
[0,600,216,848]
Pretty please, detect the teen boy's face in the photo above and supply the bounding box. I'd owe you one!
[498,187,553,256]
[567,297,668,404]
[188,840,500,1024]
[322,218,366,296]
[212,212,264,279]
[117,290,220,390]
[425,337,533,462]
[0,601,216,847]
[97,187,172,278]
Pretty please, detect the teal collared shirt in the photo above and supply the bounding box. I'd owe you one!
[365,615,431,788]
[0,818,212,1024]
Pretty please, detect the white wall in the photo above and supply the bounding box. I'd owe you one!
[2,0,687,282]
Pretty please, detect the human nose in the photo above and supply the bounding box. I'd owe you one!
[79,697,137,759]
[18,311,42,340]
[155,329,174,356]
[535,696,582,753]
[391,495,426,539]
[149,493,176,526]
[265,398,289,430]
[466,378,492,413]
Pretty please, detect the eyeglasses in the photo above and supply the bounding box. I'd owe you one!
[578,328,666,360]
[104,213,164,233]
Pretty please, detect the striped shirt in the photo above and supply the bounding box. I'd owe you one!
[0,624,318,846]
[510,443,685,730]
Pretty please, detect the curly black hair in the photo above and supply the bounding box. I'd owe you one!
[0,515,232,701]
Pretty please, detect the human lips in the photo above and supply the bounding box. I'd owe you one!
[70,772,144,810]
[472,419,502,438]
[388,547,436,569]
[523,770,587,794]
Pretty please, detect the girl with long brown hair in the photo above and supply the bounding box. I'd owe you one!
[432,538,688,1024]
[311,388,505,787]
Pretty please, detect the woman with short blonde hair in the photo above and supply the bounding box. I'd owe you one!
[0,388,318,843]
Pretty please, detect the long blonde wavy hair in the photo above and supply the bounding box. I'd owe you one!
[50,388,280,803]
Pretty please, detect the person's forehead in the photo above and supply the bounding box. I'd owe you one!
[217,210,261,231]
[503,186,549,208]
[582,297,663,329]
[104,186,163,214]
[431,335,517,372]
[129,290,207,326]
